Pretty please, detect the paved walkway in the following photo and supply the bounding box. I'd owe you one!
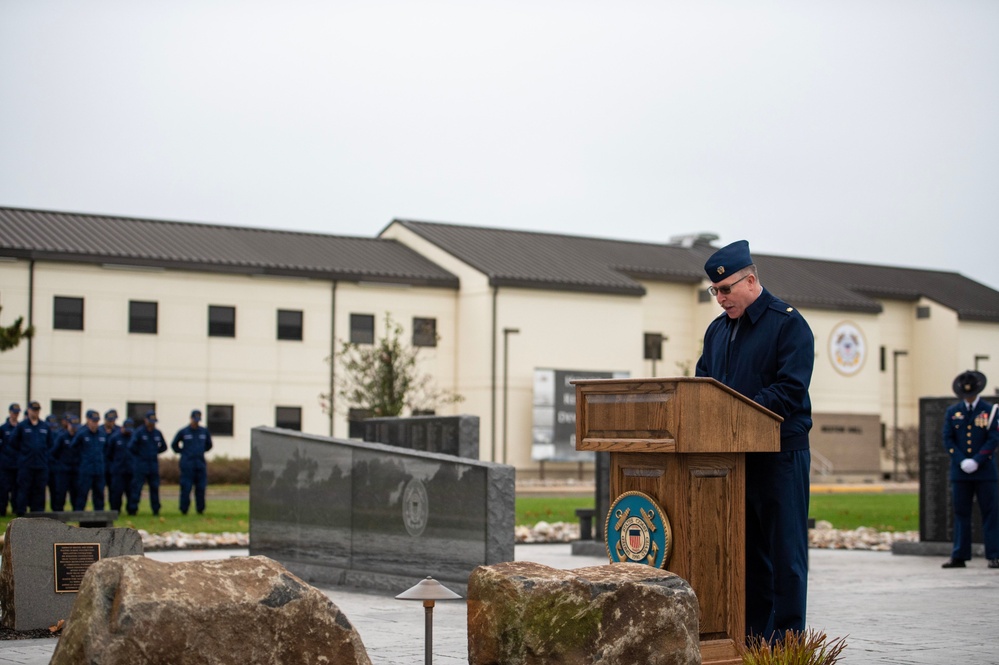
[2,545,997,664]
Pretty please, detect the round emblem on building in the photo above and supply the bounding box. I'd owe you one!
[605,491,672,568]
[829,321,866,376]
[402,478,429,537]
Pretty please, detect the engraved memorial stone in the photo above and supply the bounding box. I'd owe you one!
[250,426,512,594]
[0,518,143,631]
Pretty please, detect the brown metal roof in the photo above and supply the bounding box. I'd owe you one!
[5,208,994,321]
[389,219,708,296]
[390,219,999,321]
[0,208,459,288]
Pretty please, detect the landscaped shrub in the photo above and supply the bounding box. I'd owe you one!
[157,456,250,485]
[740,629,847,665]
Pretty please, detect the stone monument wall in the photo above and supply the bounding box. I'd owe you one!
[249,427,514,594]
[362,415,479,459]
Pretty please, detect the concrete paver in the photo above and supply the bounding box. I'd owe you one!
[2,545,997,664]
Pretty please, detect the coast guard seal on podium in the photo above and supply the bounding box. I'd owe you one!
[605,491,672,568]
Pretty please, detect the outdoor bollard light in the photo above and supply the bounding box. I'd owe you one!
[396,576,462,665]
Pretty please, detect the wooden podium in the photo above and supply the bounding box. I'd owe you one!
[573,377,781,665]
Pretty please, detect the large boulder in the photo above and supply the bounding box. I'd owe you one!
[468,561,700,665]
[49,555,371,665]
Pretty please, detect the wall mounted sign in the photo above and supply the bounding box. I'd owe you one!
[531,368,628,462]
[829,321,866,376]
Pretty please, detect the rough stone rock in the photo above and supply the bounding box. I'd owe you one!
[468,561,700,665]
[49,555,371,665]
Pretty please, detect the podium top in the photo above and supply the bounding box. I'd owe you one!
[572,376,781,454]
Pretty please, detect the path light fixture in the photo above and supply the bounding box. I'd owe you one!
[396,576,462,665]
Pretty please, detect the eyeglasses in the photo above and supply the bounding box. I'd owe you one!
[707,273,749,297]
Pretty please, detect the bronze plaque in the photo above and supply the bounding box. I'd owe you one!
[54,542,101,593]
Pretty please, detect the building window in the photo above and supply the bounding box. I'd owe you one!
[412,409,436,416]
[916,306,931,319]
[51,400,82,420]
[53,296,84,330]
[277,309,303,341]
[127,402,156,424]
[275,406,302,431]
[880,346,886,372]
[208,305,236,338]
[413,317,437,347]
[643,333,663,360]
[207,404,234,436]
[348,408,372,439]
[350,314,374,344]
[129,300,158,334]
[698,289,712,303]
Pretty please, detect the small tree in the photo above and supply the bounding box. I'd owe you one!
[0,306,34,352]
[323,313,463,417]
[883,425,920,480]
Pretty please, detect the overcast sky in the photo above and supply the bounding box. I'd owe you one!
[2,1,997,289]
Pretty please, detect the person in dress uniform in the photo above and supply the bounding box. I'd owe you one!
[941,370,999,569]
[695,240,814,642]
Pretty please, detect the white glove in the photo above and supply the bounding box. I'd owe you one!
[961,458,979,474]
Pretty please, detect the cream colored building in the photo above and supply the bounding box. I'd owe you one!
[4,207,999,480]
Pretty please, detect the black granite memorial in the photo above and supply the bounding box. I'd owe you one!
[249,427,514,594]
[919,397,988,545]
[362,414,479,459]
[571,451,610,558]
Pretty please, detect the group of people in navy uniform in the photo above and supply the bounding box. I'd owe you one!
[0,402,213,517]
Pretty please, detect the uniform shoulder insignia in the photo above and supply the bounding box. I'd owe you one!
[786,307,793,312]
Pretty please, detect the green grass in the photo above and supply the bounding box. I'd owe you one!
[0,485,250,536]
[808,492,919,532]
[517,496,595,526]
[0,487,920,535]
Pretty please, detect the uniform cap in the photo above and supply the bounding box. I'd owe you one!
[704,240,753,284]
[8,403,19,413]
[953,370,987,399]
[86,410,100,421]
[27,401,41,411]
[145,411,158,423]
[104,409,118,419]
[191,409,202,420]
[123,417,135,428]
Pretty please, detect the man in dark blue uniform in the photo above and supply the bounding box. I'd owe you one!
[48,413,78,511]
[171,409,214,515]
[127,410,167,516]
[9,401,56,515]
[694,240,814,642]
[941,370,999,569]
[101,409,120,495]
[106,418,135,513]
[0,403,21,516]
[70,410,108,511]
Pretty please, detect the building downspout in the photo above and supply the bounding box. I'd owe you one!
[329,280,338,437]
[490,285,498,462]
[26,259,35,402]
